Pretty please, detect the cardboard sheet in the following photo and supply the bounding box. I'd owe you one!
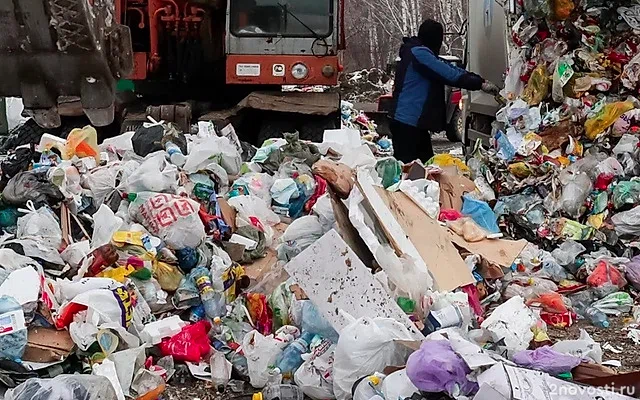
[446,230,528,268]
[355,171,434,289]
[23,327,75,363]
[373,187,474,291]
[285,229,424,339]
[329,188,375,268]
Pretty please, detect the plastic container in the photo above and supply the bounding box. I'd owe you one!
[258,384,304,400]
[0,295,27,361]
[276,332,315,381]
[584,306,609,328]
[189,266,226,319]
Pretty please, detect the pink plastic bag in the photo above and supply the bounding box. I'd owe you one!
[587,260,627,289]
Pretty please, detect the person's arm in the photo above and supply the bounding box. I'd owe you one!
[410,47,484,90]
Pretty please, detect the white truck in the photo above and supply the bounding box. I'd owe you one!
[462,0,517,151]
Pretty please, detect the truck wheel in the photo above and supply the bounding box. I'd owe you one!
[445,108,464,143]
[256,119,296,146]
[0,118,82,153]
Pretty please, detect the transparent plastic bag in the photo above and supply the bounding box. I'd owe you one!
[447,217,487,242]
[5,375,117,400]
[559,170,592,217]
[230,173,274,204]
[276,216,324,262]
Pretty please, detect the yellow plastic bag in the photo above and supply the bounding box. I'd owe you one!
[428,154,470,173]
[153,262,184,292]
[65,125,100,162]
[508,162,532,179]
[521,65,550,105]
[98,265,135,283]
[585,101,635,140]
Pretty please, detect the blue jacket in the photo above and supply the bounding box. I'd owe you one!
[390,37,484,131]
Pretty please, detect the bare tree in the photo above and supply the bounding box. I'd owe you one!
[343,0,468,71]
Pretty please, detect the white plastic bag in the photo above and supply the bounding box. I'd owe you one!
[276,216,324,262]
[185,136,242,175]
[480,296,538,355]
[231,173,274,204]
[312,194,336,232]
[552,329,603,363]
[92,359,125,400]
[613,134,640,155]
[612,205,640,236]
[333,316,415,400]
[381,369,419,400]
[129,192,205,249]
[92,205,124,249]
[17,202,62,249]
[242,330,289,388]
[82,163,123,207]
[124,152,178,193]
[228,195,280,245]
[294,340,337,400]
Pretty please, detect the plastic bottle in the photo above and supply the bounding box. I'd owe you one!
[584,306,610,328]
[165,141,186,167]
[210,349,232,392]
[189,266,226,319]
[275,331,315,381]
[259,384,304,400]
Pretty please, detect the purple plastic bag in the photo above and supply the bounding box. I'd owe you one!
[406,340,478,397]
[512,346,581,375]
[625,256,640,290]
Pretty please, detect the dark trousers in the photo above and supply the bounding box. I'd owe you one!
[390,119,434,164]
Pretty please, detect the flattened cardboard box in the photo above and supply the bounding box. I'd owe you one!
[23,327,75,363]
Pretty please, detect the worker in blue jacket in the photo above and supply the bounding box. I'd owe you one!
[389,19,499,163]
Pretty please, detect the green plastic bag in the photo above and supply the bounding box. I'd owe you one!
[612,180,640,209]
[375,158,402,189]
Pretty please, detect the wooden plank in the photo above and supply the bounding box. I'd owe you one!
[446,231,528,268]
[374,187,475,292]
[285,230,423,339]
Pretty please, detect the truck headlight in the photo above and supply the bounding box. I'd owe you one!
[291,63,309,80]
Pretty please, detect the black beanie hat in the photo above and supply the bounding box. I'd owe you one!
[418,19,444,54]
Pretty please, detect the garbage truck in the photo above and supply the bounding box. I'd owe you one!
[461,0,514,151]
[0,0,344,142]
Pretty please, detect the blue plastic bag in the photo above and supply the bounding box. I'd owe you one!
[462,195,500,234]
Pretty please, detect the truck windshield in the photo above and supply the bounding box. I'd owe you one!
[230,0,332,37]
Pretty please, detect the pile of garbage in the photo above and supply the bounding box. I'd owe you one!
[0,101,638,400]
[339,68,392,103]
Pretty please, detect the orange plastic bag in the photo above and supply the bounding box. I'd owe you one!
[65,125,100,162]
[527,292,568,313]
[553,0,574,20]
[585,101,635,140]
[586,260,627,288]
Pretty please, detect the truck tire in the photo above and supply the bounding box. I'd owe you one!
[256,113,338,145]
[0,118,80,153]
[445,108,464,143]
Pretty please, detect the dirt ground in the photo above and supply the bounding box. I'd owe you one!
[548,316,640,373]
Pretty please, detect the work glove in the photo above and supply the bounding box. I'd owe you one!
[481,81,500,95]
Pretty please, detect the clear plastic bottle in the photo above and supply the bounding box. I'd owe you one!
[275,331,315,382]
[210,349,232,392]
[165,141,186,167]
[189,266,226,319]
[584,306,610,328]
